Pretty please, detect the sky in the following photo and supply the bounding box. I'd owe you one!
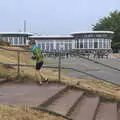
[0,0,119,34]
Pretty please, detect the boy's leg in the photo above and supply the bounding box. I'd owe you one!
[39,70,48,81]
[35,70,43,84]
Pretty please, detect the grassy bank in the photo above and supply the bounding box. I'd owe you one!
[0,105,66,120]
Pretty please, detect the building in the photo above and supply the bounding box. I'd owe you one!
[29,35,73,52]
[29,31,114,53]
[0,32,33,46]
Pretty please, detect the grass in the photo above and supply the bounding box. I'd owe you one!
[0,105,66,120]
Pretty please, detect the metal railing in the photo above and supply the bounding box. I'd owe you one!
[0,46,119,85]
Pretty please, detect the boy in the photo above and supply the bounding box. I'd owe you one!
[29,40,48,84]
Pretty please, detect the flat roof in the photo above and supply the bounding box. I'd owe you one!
[29,35,73,39]
[71,31,114,35]
[0,32,33,36]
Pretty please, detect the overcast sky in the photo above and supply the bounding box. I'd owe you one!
[0,0,119,34]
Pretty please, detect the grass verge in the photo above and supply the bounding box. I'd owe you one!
[0,105,66,120]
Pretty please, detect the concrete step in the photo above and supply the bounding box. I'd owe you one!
[39,84,68,107]
[45,89,84,115]
[95,102,118,120]
[0,84,67,106]
[70,95,99,120]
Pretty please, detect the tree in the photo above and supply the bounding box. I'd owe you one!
[92,10,120,52]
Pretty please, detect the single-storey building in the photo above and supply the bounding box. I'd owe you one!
[0,32,33,46]
[29,31,113,53]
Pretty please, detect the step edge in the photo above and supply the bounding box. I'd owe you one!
[39,85,69,107]
[66,91,84,116]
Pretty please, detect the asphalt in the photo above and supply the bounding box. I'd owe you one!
[45,56,120,84]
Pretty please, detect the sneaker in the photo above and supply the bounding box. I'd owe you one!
[39,81,43,85]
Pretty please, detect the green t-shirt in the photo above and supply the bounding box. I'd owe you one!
[32,45,43,62]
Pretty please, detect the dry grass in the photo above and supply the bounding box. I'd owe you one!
[0,46,32,64]
[0,105,66,120]
[112,53,120,58]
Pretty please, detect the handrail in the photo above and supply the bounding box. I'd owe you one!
[0,62,119,86]
[0,46,31,52]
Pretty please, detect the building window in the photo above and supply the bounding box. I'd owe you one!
[77,40,79,48]
[56,43,60,52]
[89,39,93,49]
[80,40,83,48]
[65,43,68,51]
[42,43,45,51]
[38,44,41,49]
[69,42,72,50]
[99,39,102,48]
[14,37,18,45]
[75,40,77,48]
[50,43,54,51]
[19,37,22,44]
[88,34,93,38]
[103,39,108,49]
[84,40,87,48]
[9,37,13,44]
[94,39,98,48]
[46,42,49,51]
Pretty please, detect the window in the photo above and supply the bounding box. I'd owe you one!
[46,42,49,51]
[99,39,102,48]
[80,39,83,48]
[94,39,98,48]
[84,40,87,48]
[38,44,41,49]
[14,37,18,45]
[65,43,68,50]
[75,40,77,48]
[69,42,72,50]
[9,37,13,44]
[50,43,54,51]
[42,43,45,51]
[56,42,60,51]
[96,34,102,37]
[77,40,79,48]
[103,39,107,48]
[88,34,93,37]
[19,37,22,44]
[89,39,93,48]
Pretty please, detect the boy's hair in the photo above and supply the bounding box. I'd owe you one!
[29,40,36,45]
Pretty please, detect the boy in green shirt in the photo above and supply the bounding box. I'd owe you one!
[29,40,48,84]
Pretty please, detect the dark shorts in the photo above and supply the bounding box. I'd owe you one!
[36,61,43,70]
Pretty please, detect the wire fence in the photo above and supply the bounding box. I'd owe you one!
[0,46,95,82]
[0,46,119,83]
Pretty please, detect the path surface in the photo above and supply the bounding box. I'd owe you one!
[45,57,120,84]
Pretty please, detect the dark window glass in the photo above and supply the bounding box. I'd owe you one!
[80,40,83,48]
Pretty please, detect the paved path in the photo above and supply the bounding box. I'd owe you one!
[45,57,120,84]
[0,83,65,106]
